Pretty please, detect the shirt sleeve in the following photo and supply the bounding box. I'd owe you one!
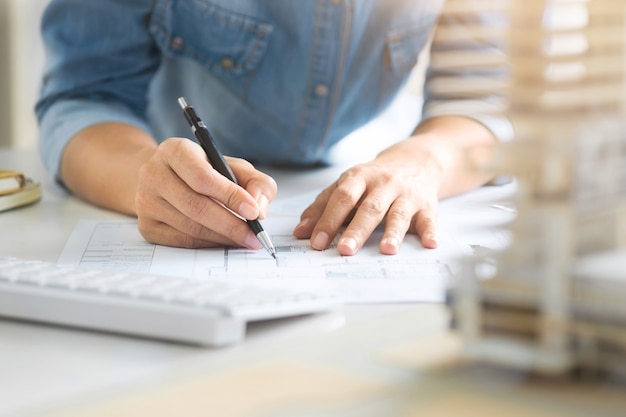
[36,0,160,183]
[422,1,513,142]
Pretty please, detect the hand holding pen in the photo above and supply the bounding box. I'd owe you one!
[178,97,277,258]
[133,105,277,251]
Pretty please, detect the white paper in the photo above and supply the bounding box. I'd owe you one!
[59,183,516,303]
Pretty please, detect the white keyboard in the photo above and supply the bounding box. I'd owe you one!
[0,258,341,346]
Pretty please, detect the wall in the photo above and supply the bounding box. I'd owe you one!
[0,0,49,149]
[0,0,11,147]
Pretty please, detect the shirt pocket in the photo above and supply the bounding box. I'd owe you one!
[386,20,432,75]
[149,0,273,92]
[378,17,434,110]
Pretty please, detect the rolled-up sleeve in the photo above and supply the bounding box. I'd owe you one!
[36,0,160,182]
[422,1,513,142]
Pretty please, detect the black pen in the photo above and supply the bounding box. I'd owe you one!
[177,97,277,259]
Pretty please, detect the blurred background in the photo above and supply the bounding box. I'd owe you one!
[0,0,48,149]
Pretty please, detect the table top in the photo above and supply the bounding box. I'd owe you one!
[0,148,436,416]
[1,148,624,417]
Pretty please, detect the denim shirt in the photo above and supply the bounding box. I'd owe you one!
[37,0,509,182]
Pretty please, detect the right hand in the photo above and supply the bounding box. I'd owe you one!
[135,137,277,249]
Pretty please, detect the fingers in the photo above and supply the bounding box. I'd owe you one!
[413,203,439,250]
[293,186,334,240]
[379,198,439,255]
[137,177,261,249]
[166,141,263,220]
[137,194,261,250]
[226,157,277,219]
[138,137,441,254]
[336,186,395,256]
[379,198,414,255]
[293,163,440,256]
[295,169,368,252]
[135,137,276,249]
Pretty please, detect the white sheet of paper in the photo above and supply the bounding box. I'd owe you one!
[58,183,516,303]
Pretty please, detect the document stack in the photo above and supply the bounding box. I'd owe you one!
[447,0,626,379]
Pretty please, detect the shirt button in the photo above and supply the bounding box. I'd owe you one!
[170,36,184,50]
[315,84,329,97]
[221,57,235,70]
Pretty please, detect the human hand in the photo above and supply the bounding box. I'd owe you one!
[135,137,277,248]
[293,140,441,256]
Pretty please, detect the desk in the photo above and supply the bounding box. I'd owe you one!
[1,149,624,417]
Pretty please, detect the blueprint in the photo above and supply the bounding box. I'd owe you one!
[59,183,516,303]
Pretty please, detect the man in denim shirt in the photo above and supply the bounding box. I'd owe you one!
[37,0,510,256]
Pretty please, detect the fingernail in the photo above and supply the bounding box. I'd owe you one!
[311,231,329,250]
[382,237,399,251]
[425,232,438,244]
[423,232,438,248]
[238,202,258,220]
[245,231,262,250]
[295,218,310,231]
[338,237,358,255]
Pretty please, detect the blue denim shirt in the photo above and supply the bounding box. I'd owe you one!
[37,0,509,182]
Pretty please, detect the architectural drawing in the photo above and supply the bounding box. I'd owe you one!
[60,219,452,303]
[447,0,626,378]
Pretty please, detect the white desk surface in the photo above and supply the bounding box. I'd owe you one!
[1,148,624,417]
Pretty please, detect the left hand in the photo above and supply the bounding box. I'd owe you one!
[293,138,441,256]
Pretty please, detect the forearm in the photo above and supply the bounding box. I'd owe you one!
[60,122,158,215]
[377,116,497,199]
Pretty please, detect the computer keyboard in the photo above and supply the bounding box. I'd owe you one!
[0,257,341,346]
